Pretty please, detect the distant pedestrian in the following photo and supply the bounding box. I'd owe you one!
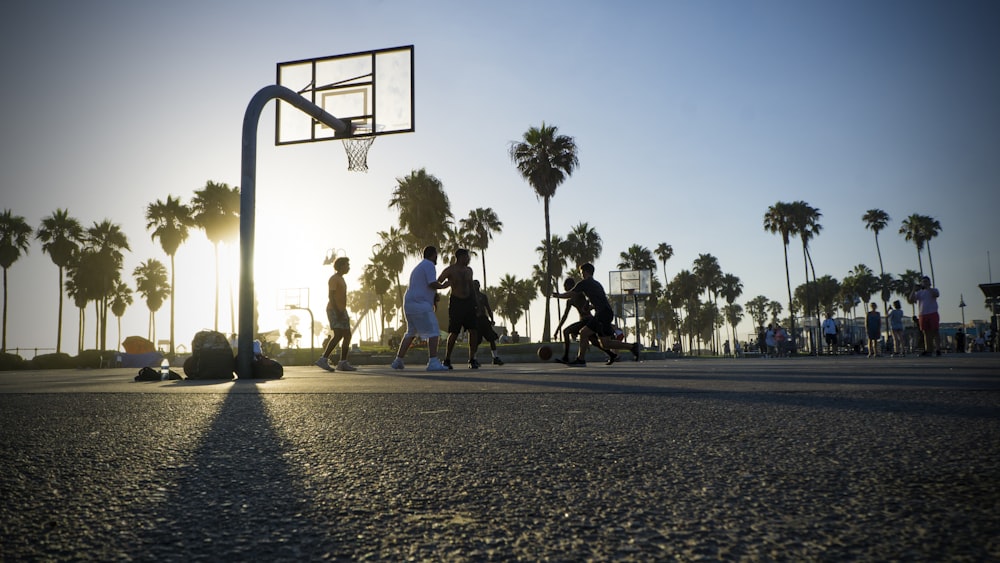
[315,256,356,372]
[765,324,777,357]
[391,246,451,371]
[775,324,788,357]
[887,300,905,356]
[909,276,941,356]
[822,314,838,355]
[866,302,881,358]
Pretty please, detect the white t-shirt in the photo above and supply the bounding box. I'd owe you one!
[404,258,438,313]
[913,288,939,316]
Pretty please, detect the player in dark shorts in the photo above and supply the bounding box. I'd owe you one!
[553,277,614,364]
[473,280,504,365]
[438,248,481,368]
[553,263,640,366]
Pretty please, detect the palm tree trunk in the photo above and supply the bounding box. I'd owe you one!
[916,247,924,277]
[542,196,552,342]
[782,242,796,352]
[2,268,7,352]
[169,254,176,356]
[480,251,488,289]
[56,267,64,354]
[875,233,889,349]
[926,241,936,286]
[214,243,220,331]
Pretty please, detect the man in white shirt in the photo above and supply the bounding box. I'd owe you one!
[391,246,451,371]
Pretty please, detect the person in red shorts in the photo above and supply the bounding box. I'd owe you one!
[909,276,941,356]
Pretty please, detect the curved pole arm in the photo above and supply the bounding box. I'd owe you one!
[237,85,350,378]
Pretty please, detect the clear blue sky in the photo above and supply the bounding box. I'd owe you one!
[2,0,998,354]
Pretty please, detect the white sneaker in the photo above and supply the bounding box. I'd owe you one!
[426,358,449,371]
[336,360,357,371]
[314,357,335,372]
[390,357,405,370]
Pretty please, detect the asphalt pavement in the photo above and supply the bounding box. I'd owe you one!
[2,354,998,561]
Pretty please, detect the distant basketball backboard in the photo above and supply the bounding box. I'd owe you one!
[276,45,414,145]
[609,270,652,296]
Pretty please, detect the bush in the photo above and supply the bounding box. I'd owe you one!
[76,350,115,369]
[0,352,26,371]
[29,353,75,370]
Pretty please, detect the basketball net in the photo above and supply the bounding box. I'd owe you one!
[342,135,375,173]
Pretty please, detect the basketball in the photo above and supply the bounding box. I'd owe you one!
[537,345,553,361]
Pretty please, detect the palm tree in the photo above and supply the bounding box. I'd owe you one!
[509,122,579,342]
[897,269,923,316]
[899,214,928,277]
[109,280,133,351]
[918,215,942,286]
[654,243,674,288]
[495,274,535,336]
[764,202,797,352]
[440,223,472,262]
[133,259,170,342]
[722,303,744,349]
[745,295,770,331]
[146,196,192,356]
[389,168,453,255]
[564,222,602,268]
[84,220,130,351]
[0,210,33,352]
[191,180,240,332]
[459,207,503,287]
[692,253,723,352]
[617,244,656,271]
[719,273,743,347]
[863,209,891,339]
[670,269,702,353]
[373,227,407,319]
[791,201,822,354]
[35,209,85,353]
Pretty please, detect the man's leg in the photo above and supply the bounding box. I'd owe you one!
[428,336,440,358]
[337,328,352,361]
[468,328,479,365]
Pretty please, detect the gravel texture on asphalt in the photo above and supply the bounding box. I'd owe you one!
[2,390,998,561]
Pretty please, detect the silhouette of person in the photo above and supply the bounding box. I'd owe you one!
[887,300,905,357]
[553,276,612,364]
[315,256,356,371]
[473,280,504,365]
[909,276,941,356]
[438,248,480,369]
[866,302,881,358]
[553,263,639,366]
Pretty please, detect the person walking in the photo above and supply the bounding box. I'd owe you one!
[553,263,639,366]
[866,302,882,358]
[391,246,451,371]
[909,276,941,356]
[822,313,838,355]
[473,280,504,365]
[315,256,357,372]
[887,300,906,357]
[438,248,480,369]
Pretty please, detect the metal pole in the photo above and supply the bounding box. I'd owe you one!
[238,85,350,378]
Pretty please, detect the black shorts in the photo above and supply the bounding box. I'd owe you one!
[476,316,499,342]
[824,333,837,345]
[584,310,615,338]
[448,295,478,333]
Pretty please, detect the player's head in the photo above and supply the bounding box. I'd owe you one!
[333,257,350,273]
[563,277,575,290]
[456,248,470,264]
[580,263,595,278]
[423,246,438,262]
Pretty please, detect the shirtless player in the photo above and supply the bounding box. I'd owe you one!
[438,248,481,368]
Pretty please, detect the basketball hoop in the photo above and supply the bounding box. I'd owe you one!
[341,123,382,172]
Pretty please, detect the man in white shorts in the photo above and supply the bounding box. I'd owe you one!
[392,246,451,371]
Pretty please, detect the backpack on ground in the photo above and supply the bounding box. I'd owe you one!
[184,330,235,380]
